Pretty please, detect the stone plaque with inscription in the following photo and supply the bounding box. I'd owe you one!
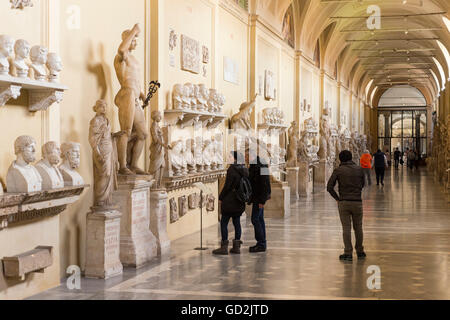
[113,178,157,268]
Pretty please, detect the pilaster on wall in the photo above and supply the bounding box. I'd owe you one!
[295,50,301,125]
[337,82,341,127]
[319,69,324,117]
[249,13,257,129]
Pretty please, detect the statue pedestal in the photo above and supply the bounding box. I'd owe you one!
[298,161,314,197]
[286,167,299,200]
[114,176,157,268]
[314,160,332,188]
[85,209,123,279]
[150,189,171,256]
[264,181,290,219]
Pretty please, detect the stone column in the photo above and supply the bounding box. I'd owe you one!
[150,189,171,256]
[286,167,299,200]
[114,176,157,268]
[85,209,123,279]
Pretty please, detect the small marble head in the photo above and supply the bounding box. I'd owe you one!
[14,39,30,59]
[61,142,81,169]
[30,45,48,64]
[14,135,37,164]
[151,110,162,122]
[0,35,14,58]
[93,99,107,114]
[122,29,138,51]
[47,52,62,73]
[42,141,61,166]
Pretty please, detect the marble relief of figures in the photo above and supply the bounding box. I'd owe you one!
[178,196,188,217]
[89,100,124,209]
[262,107,285,125]
[171,83,225,114]
[149,111,171,189]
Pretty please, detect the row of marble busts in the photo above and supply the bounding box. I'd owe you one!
[3,136,83,194]
[0,35,62,82]
[262,107,285,125]
[169,136,224,176]
[172,83,225,114]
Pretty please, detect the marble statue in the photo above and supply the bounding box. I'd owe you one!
[184,83,195,110]
[230,94,257,131]
[329,126,338,167]
[36,141,64,190]
[196,84,208,111]
[114,23,148,175]
[350,131,360,161]
[169,140,186,176]
[297,131,310,163]
[215,133,224,169]
[149,111,170,189]
[217,93,225,113]
[194,136,204,172]
[0,35,14,76]
[6,135,42,193]
[30,45,48,81]
[367,134,373,152]
[206,194,215,211]
[169,198,178,223]
[202,139,215,171]
[172,84,184,110]
[318,107,331,161]
[13,39,30,78]
[59,142,84,187]
[46,52,62,82]
[89,99,124,209]
[207,88,218,113]
[287,121,299,167]
[184,138,196,174]
[188,193,199,209]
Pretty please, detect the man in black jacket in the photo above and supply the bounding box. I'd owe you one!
[394,148,401,169]
[373,149,388,185]
[248,154,271,253]
[327,150,366,262]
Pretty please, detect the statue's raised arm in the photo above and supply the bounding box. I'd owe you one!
[118,23,140,61]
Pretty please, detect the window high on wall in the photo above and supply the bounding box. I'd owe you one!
[378,85,426,107]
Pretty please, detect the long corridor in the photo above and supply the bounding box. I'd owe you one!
[30,167,450,300]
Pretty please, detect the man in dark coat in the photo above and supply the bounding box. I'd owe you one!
[213,151,249,255]
[248,154,271,253]
[327,150,366,262]
[373,149,388,185]
[393,147,401,169]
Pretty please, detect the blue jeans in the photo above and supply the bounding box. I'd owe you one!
[220,215,241,242]
[251,203,267,248]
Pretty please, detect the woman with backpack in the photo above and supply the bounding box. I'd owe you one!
[213,151,250,255]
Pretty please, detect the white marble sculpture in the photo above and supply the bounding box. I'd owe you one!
[202,139,214,171]
[197,84,208,111]
[36,141,65,190]
[207,89,218,113]
[6,135,42,193]
[10,0,34,9]
[172,84,184,110]
[59,142,84,187]
[170,140,186,176]
[215,133,224,169]
[184,83,195,110]
[287,121,299,167]
[217,93,225,114]
[13,39,30,78]
[184,138,196,174]
[194,136,204,172]
[0,35,14,76]
[230,95,257,131]
[30,45,48,81]
[46,52,62,82]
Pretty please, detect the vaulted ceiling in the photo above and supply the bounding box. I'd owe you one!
[253,0,450,106]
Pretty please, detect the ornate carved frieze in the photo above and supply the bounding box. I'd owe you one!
[163,170,226,192]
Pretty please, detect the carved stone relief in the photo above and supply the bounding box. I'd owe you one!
[206,194,215,212]
[188,193,199,209]
[181,34,200,74]
[169,198,178,223]
[178,196,188,217]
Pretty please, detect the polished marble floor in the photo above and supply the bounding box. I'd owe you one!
[29,167,450,300]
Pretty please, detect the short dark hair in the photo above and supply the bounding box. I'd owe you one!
[377,149,381,153]
[339,150,352,163]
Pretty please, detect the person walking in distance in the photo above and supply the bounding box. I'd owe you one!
[360,150,373,186]
[213,152,249,255]
[372,149,388,186]
[327,150,366,261]
[248,153,271,253]
[393,147,401,169]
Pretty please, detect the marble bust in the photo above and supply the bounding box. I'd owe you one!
[172,84,184,110]
[184,139,196,174]
[59,142,84,186]
[0,35,14,76]
[46,52,62,82]
[30,45,48,81]
[170,140,186,176]
[36,141,64,190]
[13,39,30,78]
[6,135,42,193]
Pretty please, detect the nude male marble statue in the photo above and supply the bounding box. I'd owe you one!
[60,142,84,186]
[6,135,42,193]
[36,141,65,190]
[114,23,148,175]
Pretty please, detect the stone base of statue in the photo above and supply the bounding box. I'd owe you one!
[264,181,290,219]
[314,160,332,188]
[85,209,123,279]
[286,167,299,200]
[150,189,171,256]
[114,175,157,268]
[298,161,314,197]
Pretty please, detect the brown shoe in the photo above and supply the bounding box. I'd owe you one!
[230,240,243,254]
[212,240,229,255]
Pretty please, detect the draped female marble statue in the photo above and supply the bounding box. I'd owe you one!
[114,23,148,175]
[89,99,125,209]
[287,121,299,167]
[149,111,171,189]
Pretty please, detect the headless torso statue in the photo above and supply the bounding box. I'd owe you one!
[114,23,148,175]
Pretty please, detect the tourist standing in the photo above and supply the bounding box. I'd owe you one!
[394,148,401,169]
[360,150,373,185]
[373,149,388,186]
[327,150,366,261]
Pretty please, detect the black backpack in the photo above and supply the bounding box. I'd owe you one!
[234,170,252,203]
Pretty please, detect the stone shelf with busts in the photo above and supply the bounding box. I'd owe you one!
[0,184,88,231]
[164,109,227,129]
[0,74,67,111]
[163,169,226,192]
